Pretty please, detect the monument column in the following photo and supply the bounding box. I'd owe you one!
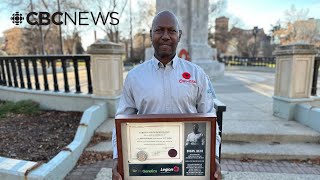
[272,44,317,120]
[146,0,225,80]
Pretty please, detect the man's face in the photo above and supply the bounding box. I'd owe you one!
[193,124,199,133]
[151,14,181,59]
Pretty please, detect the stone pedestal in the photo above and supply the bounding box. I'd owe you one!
[191,59,225,80]
[87,40,124,117]
[272,44,317,120]
[153,0,224,80]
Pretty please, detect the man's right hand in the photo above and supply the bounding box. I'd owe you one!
[112,158,123,180]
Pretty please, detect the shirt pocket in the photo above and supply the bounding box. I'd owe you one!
[177,82,198,105]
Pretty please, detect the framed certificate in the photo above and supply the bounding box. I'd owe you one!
[115,113,217,180]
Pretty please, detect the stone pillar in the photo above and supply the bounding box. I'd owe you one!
[146,0,225,80]
[272,44,317,120]
[87,40,124,117]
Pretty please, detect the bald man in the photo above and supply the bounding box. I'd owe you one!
[112,11,221,180]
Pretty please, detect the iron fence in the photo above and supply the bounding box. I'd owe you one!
[311,56,320,96]
[0,55,92,94]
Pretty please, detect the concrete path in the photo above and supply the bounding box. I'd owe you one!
[214,71,320,160]
[65,70,320,180]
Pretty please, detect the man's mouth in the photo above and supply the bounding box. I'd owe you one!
[160,44,171,47]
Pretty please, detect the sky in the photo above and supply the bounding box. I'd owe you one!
[226,0,320,32]
[0,0,320,50]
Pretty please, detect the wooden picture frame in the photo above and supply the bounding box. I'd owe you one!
[115,113,217,180]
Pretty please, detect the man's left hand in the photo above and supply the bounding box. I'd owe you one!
[214,158,222,180]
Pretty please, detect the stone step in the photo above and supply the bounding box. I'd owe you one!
[95,118,114,138]
[85,141,113,155]
[83,119,114,156]
[222,120,320,143]
[95,168,112,180]
[221,142,320,160]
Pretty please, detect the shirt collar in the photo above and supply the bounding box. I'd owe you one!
[152,54,179,70]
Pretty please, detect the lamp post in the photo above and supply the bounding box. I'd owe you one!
[142,29,146,62]
[252,26,258,58]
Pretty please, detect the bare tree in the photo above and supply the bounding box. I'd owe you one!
[134,1,156,30]
[3,0,86,55]
[272,5,319,47]
[229,16,245,29]
[284,4,309,23]
[120,0,155,61]
[208,0,227,30]
[291,20,319,44]
[237,33,252,57]
[87,0,128,43]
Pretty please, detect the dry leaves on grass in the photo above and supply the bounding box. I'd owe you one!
[76,134,113,166]
[0,111,82,162]
[77,151,113,166]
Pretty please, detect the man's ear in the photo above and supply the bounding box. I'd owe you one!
[150,30,152,40]
[179,30,182,40]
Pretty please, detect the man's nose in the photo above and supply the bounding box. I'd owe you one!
[161,30,170,40]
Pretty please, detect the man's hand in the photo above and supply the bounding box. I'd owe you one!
[214,158,222,180]
[112,158,123,180]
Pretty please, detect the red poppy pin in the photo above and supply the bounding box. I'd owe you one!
[182,72,191,79]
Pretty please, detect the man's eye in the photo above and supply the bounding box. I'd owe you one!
[169,30,177,34]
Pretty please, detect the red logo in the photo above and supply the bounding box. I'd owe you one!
[179,79,196,84]
[173,166,180,172]
[182,72,191,79]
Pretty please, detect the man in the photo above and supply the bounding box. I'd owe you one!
[112,10,221,180]
[186,123,205,147]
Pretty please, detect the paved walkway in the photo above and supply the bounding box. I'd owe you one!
[65,70,320,180]
[65,160,113,180]
[65,158,320,180]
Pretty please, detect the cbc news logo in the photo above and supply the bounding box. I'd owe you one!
[10,11,119,26]
[11,12,24,25]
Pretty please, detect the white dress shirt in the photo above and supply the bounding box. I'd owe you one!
[112,55,220,158]
[186,132,205,146]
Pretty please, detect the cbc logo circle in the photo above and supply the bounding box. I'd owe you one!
[11,12,24,25]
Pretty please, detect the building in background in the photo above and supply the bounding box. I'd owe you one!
[214,16,230,56]
[215,16,274,57]
[132,31,151,63]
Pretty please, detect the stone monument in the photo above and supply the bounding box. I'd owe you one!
[145,0,224,80]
